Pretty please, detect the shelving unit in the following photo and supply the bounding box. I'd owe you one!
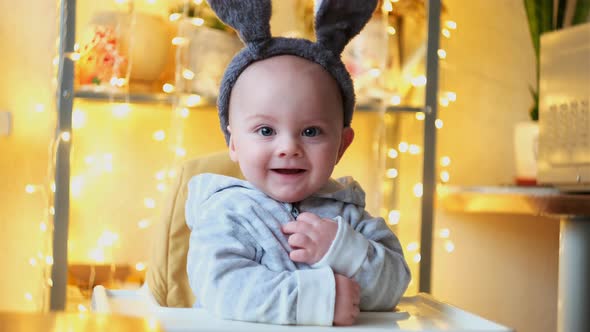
[74,90,426,113]
[52,0,441,310]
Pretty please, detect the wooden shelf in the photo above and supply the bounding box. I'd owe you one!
[74,90,426,113]
[74,90,175,104]
[438,185,590,216]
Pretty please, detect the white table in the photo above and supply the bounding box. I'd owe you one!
[439,185,590,332]
[92,286,512,332]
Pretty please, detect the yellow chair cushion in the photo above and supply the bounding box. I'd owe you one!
[146,151,242,307]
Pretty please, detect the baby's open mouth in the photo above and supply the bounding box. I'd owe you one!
[272,169,306,175]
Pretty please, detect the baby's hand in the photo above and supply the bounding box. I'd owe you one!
[281,212,338,265]
[333,273,360,326]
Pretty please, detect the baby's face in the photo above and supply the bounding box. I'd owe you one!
[227,55,354,203]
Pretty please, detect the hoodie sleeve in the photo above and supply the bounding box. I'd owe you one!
[186,179,335,325]
[313,211,411,311]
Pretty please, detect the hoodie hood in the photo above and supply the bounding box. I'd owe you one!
[187,173,366,214]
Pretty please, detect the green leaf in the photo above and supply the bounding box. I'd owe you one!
[556,0,567,29]
[573,0,590,25]
[528,85,538,101]
[523,0,540,57]
[528,85,539,121]
[539,0,553,35]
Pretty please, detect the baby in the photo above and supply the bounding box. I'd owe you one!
[185,0,410,326]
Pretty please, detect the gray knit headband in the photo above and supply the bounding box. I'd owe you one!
[207,0,378,144]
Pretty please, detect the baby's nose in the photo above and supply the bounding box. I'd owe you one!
[277,136,302,158]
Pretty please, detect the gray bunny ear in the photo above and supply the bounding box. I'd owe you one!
[207,0,272,43]
[315,0,378,54]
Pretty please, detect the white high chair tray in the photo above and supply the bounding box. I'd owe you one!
[92,285,512,332]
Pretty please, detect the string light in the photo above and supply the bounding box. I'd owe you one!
[88,248,105,263]
[182,69,195,80]
[190,18,205,26]
[175,147,187,157]
[440,170,450,183]
[407,242,419,252]
[386,168,398,179]
[437,49,447,59]
[97,231,119,247]
[169,13,181,21]
[382,0,393,12]
[153,130,166,141]
[387,148,398,159]
[445,20,457,30]
[413,183,423,197]
[72,109,86,129]
[435,119,444,129]
[389,95,401,105]
[185,94,202,107]
[135,262,146,271]
[387,210,400,225]
[411,75,427,87]
[25,185,36,194]
[398,142,409,153]
[415,112,425,120]
[445,240,455,253]
[171,37,189,46]
[144,198,156,209]
[368,68,381,78]
[446,91,457,101]
[441,156,451,167]
[138,219,150,229]
[439,228,450,238]
[155,170,167,181]
[162,83,175,93]
[70,176,84,198]
[60,131,71,142]
[179,108,190,118]
[441,28,451,38]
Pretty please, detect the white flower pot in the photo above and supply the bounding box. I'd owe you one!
[185,26,243,98]
[513,121,539,185]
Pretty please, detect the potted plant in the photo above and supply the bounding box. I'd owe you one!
[514,0,590,185]
[523,0,590,121]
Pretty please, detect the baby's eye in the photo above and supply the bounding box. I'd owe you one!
[302,127,321,137]
[257,126,274,136]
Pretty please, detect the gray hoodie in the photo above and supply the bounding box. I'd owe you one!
[186,173,410,326]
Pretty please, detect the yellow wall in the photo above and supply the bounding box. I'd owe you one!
[0,0,58,311]
[431,1,559,332]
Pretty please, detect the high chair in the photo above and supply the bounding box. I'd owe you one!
[91,151,513,331]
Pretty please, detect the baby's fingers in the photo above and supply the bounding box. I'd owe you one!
[288,233,312,249]
[289,249,312,263]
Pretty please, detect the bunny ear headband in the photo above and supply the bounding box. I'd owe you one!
[207,0,378,144]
